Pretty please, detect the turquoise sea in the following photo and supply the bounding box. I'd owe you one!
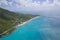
[0,16,60,40]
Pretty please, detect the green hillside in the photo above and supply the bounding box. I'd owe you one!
[0,8,36,36]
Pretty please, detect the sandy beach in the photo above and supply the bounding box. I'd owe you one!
[16,16,40,27]
[0,16,40,36]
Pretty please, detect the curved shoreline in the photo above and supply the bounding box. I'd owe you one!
[0,16,40,37]
[16,16,40,27]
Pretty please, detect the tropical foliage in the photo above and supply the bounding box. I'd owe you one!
[0,8,36,34]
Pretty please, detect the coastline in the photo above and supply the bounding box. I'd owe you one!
[16,16,40,27]
[0,16,40,37]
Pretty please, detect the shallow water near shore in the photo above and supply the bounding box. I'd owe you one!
[0,16,60,40]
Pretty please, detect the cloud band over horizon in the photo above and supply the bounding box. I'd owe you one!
[0,0,60,11]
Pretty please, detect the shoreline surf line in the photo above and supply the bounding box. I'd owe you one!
[0,16,40,36]
[16,16,40,28]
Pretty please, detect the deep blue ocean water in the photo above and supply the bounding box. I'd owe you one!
[0,16,60,40]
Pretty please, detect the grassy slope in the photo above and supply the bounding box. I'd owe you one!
[0,8,36,34]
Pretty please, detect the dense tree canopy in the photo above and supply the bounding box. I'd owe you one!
[0,8,36,34]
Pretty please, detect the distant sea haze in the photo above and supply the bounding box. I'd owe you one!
[20,10,60,28]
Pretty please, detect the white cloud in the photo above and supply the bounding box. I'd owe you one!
[0,0,60,12]
[0,0,8,5]
[8,2,13,6]
[13,0,60,11]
